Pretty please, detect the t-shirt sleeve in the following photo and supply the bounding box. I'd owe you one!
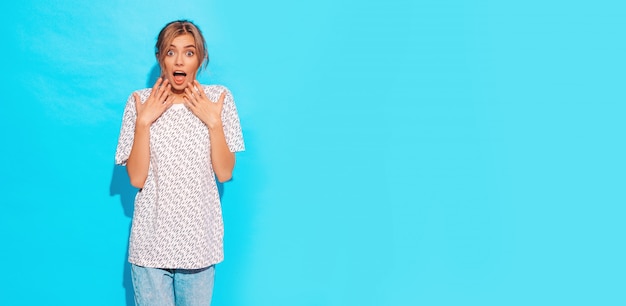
[115,93,137,165]
[218,87,245,152]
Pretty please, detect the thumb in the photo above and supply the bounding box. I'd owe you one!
[217,91,226,108]
[133,92,142,110]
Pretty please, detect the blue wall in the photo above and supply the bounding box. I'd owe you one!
[1,0,625,305]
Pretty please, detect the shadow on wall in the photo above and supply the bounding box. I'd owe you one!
[109,164,137,306]
[104,64,160,306]
[147,64,160,88]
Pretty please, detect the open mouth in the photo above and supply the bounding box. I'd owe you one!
[173,71,187,85]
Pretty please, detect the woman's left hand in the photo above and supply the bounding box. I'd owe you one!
[184,80,225,130]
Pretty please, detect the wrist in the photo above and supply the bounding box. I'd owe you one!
[208,122,223,131]
[135,119,151,129]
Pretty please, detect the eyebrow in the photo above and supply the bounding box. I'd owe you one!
[169,44,197,49]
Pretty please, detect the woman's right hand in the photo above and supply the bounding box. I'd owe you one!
[134,77,172,127]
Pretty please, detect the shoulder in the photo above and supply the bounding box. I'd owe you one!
[134,88,153,100]
[124,88,152,105]
[129,88,152,95]
[200,84,232,95]
[135,87,152,94]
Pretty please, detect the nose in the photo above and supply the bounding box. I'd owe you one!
[175,52,184,66]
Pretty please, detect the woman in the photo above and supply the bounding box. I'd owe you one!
[115,19,245,306]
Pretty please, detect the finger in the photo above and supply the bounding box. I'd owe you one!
[185,83,193,98]
[183,91,196,107]
[158,83,171,102]
[184,88,197,103]
[194,80,208,100]
[186,81,195,92]
[133,92,142,110]
[192,81,207,102]
[151,77,163,97]
[161,92,171,105]
[183,96,197,110]
[217,91,226,107]
[161,97,173,110]
[160,79,170,92]
[158,80,169,98]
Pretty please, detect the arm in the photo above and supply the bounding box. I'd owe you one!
[209,123,236,182]
[126,78,172,188]
[184,81,236,182]
[126,121,151,188]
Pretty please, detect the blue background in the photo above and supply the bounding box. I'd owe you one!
[1,0,625,305]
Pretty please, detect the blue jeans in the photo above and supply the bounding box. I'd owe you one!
[131,264,215,306]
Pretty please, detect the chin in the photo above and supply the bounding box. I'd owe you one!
[167,82,185,93]
[171,83,186,90]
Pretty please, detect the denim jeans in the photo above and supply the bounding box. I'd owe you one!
[131,264,215,306]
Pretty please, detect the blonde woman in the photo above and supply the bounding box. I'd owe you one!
[115,20,245,306]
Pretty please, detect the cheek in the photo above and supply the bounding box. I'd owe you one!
[161,59,174,71]
[186,57,198,67]
[189,56,201,66]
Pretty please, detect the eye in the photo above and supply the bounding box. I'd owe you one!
[186,51,195,57]
[166,50,175,56]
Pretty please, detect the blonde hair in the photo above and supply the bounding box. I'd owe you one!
[155,20,208,70]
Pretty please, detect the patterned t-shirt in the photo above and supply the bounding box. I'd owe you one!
[115,84,245,269]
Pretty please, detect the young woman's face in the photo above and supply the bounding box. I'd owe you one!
[161,33,200,93]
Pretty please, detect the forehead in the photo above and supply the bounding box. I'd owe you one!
[170,33,196,47]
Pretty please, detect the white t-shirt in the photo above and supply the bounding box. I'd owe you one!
[115,84,245,269]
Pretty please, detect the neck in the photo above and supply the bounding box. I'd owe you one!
[169,92,186,104]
